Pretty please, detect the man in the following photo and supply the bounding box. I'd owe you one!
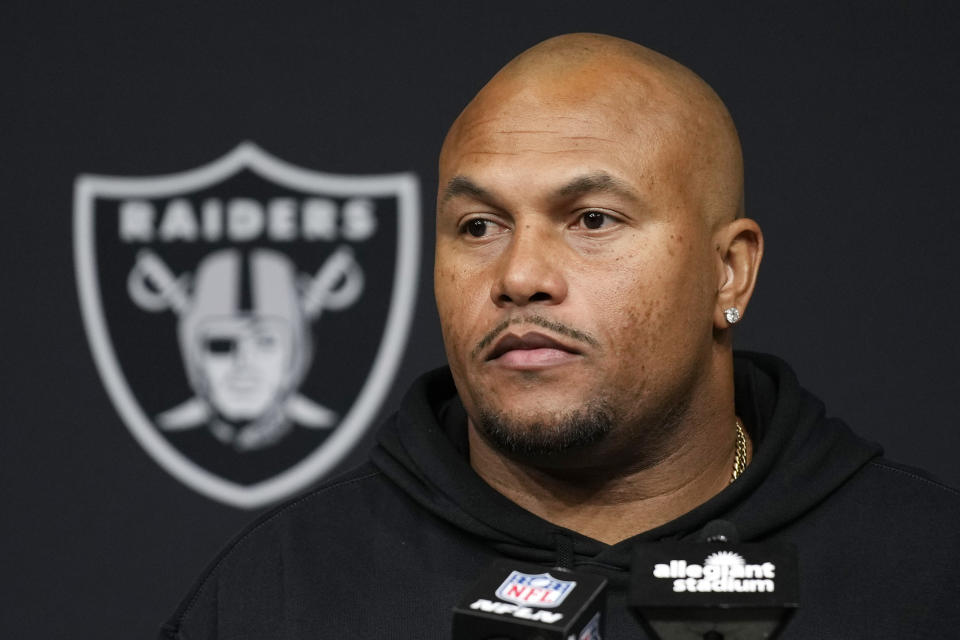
[160,34,960,639]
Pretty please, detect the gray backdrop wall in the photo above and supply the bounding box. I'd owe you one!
[3,2,958,638]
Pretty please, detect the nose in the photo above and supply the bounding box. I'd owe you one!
[490,225,568,307]
[232,334,256,368]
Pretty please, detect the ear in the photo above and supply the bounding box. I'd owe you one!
[712,217,763,330]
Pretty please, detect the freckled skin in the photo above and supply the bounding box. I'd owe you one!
[434,34,763,541]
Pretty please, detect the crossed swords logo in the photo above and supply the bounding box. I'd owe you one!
[126,245,363,450]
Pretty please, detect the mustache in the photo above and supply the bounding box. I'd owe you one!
[470,315,600,359]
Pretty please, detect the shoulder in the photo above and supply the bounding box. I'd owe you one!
[779,458,960,632]
[862,458,960,499]
[217,462,398,551]
[795,455,960,548]
[852,458,960,530]
[159,463,405,639]
[853,457,960,507]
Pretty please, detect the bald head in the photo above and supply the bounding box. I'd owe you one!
[440,33,744,226]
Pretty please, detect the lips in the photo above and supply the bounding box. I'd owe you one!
[486,331,581,361]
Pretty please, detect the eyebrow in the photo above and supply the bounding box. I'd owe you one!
[553,171,642,203]
[440,175,491,206]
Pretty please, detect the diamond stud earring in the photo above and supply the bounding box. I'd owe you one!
[724,307,741,325]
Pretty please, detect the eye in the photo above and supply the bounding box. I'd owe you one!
[459,218,504,238]
[576,210,615,230]
[204,338,236,354]
[255,333,277,349]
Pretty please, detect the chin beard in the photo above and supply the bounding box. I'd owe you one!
[474,401,615,458]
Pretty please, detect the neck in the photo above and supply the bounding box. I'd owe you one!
[466,359,750,545]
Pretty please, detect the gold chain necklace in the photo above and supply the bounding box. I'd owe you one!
[730,418,748,484]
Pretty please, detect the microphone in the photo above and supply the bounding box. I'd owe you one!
[630,521,799,640]
[452,560,607,639]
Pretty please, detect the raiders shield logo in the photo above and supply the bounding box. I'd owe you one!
[74,143,420,508]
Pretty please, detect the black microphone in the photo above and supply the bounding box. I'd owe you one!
[452,560,607,639]
[630,521,799,640]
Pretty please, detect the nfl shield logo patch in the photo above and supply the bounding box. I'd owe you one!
[495,571,578,608]
[74,143,420,508]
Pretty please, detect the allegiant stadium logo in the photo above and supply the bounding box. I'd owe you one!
[653,551,776,593]
[74,143,420,508]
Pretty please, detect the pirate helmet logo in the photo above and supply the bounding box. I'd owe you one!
[75,143,419,507]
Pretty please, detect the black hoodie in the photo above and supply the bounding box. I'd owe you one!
[160,352,960,639]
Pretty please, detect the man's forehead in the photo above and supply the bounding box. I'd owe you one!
[438,105,681,213]
[438,77,697,192]
[453,108,618,138]
[444,90,656,150]
[449,124,637,172]
[440,171,644,208]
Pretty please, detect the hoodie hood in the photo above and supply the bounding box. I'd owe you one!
[370,351,882,572]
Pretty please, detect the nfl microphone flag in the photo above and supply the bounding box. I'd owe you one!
[452,560,607,640]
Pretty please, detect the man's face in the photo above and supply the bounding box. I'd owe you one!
[435,78,722,462]
[195,316,294,420]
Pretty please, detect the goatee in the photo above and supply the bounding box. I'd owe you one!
[475,401,614,457]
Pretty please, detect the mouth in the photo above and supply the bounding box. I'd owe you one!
[223,373,263,391]
[485,331,583,369]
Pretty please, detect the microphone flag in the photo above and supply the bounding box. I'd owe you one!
[452,560,607,639]
[630,540,799,640]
